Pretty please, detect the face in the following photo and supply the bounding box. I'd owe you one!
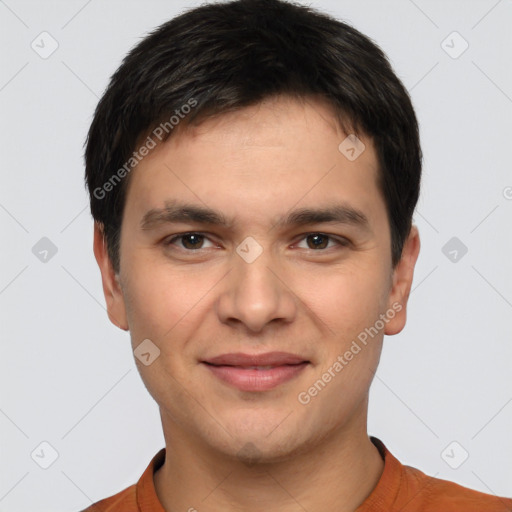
[95,95,420,463]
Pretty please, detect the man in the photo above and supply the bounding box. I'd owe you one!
[83,0,512,510]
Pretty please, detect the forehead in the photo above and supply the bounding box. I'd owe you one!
[124,96,384,231]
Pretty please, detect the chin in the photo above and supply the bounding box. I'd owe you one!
[226,437,300,465]
[207,422,308,465]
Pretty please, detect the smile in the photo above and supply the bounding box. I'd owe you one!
[202,361,309,391]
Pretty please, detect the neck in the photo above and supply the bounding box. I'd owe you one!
[154,406,384,512]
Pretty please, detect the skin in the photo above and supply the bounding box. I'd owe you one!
[94,95,420,512]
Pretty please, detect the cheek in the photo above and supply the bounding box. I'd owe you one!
[120,257,225,391]
[299,263,390,388]
[304,263,389,330]
[121,265,200,407]
[121,252,201,341]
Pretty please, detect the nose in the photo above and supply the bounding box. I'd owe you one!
[215,247,298,333]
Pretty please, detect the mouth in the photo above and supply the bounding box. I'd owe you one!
[201,352,310,391]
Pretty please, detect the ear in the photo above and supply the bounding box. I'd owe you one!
[384,224,420,336]
[93,222,129,331]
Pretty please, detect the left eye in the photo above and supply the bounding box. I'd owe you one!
[294,233,349,250]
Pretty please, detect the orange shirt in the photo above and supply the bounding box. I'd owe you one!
[80,437,512,511]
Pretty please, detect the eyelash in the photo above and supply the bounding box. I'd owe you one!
[164,232,351,252]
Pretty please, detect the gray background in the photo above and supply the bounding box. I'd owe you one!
[1,0,511,510]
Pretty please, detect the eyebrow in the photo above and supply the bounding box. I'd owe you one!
[140,200,371,233]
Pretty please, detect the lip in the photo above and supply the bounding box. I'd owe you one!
[202,352,310,392]
[203,351,308,367]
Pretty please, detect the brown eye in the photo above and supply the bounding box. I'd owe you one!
[166,233,214,250]
[306,233,329,249]
[181,234,204,249]
[296,233,349,251]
